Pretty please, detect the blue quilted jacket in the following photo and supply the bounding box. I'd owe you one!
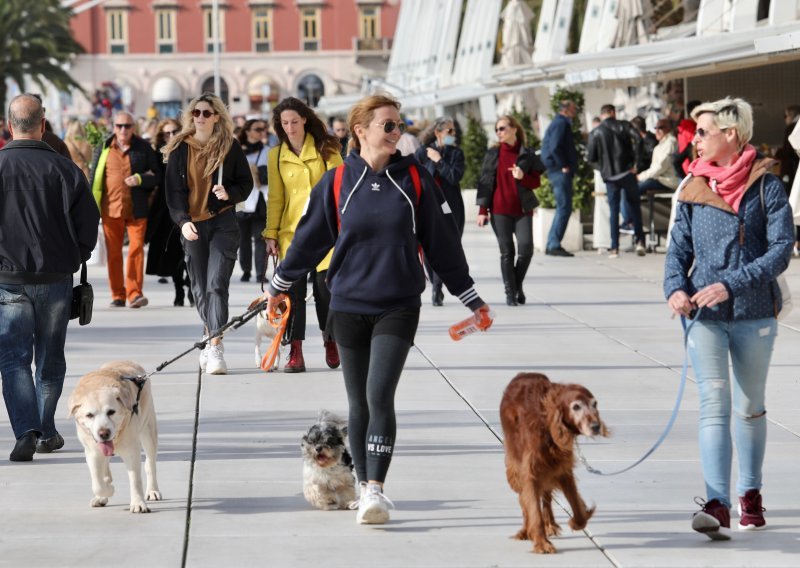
[664,159,794,321]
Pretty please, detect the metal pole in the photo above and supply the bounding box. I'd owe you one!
[212,0,220,96]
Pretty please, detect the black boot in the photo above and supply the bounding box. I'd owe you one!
[431,284,444,306]
[514,254,532,305]
[173,275,185,306]
[500,254,518,306]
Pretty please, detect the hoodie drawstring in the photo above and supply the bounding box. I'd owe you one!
[341,166,368,216]
[386,169,416,235]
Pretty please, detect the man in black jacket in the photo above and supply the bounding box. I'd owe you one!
[587,104,646,258]
[0,94,100,461]
[89,111,161,308]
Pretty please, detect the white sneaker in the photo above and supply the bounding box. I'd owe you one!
[636,243,646,256]
[199,345,209,371]
[356,482,393,525]
[205,344,227,375]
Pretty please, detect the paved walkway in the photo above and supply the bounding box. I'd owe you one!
[2,222,799,567]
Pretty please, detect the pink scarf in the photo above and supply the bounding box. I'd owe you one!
[687,144,757,212]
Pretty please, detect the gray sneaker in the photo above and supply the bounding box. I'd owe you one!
[199,345,209,371]
[205,344,227,375]
[356,482,394,525]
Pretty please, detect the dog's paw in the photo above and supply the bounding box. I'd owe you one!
[129,500,151,513]
[546,523,562,537]
[511,529,528,540]
[146,490,162,501]
[533,540,557,554]
[568,505,595,531]
[90,496,108,507]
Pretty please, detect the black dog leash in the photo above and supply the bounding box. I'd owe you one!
[575,309,701,476]
[133,301,268,382]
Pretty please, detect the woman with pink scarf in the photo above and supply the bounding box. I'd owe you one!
[664,98,794,541]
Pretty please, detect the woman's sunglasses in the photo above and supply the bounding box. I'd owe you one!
[376,120,406,134]
[251,127,265,133]
[495,125,508,133]
[162,129,179,137]
[192,109,216,118]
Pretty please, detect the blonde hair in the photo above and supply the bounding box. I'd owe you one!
[347,94,401,152]
[64,119,86,143]
[691,97,753,151]
[162,93,235,177]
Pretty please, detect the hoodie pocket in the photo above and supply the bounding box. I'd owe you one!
[331,243,424,304]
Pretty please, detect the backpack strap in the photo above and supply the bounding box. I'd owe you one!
[409,164,422,203]
[332,163,346,231]
[332,163,422,230]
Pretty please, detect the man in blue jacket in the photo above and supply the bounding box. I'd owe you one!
[540,99,579,257]
[0,94,100,461]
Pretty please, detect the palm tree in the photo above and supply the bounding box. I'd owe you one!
[0,0,84,116]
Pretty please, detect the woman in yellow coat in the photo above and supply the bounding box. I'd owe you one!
[264,97,342,372]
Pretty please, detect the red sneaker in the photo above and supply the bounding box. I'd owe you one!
[324,340,340,369]
[284,340,306,373]
[692,498,731,540]
[738,489,766,531]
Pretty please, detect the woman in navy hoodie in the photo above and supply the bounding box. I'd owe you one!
[265,94,489,525]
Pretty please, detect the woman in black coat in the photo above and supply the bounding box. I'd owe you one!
[414,116,466,306]
[145,118,193,305]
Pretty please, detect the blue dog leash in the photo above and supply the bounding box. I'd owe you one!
[576,309,701,476]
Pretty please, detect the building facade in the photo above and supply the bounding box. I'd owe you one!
[68,0,400,119]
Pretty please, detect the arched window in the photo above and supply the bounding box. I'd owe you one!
[201,77,229,105]
[297,74,324,108]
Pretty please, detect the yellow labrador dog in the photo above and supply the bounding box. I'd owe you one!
[68,361,161,513]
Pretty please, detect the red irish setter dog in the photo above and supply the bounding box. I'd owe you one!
[500,372,608,554]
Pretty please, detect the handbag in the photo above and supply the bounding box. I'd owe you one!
[70,262,94,326]
[758,176,793,320]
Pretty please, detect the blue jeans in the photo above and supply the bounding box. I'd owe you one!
[605,173,644,250]
[687,318,776,507]
[546,170,574,251]
[0,278,72,440]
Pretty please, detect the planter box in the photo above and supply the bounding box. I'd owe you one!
[533,209,583,252]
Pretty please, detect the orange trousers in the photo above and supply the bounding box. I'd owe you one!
[102,215,147,303]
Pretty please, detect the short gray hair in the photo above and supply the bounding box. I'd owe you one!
[433,116,454,132]
[691,97,753,151]
[8,94,45,133]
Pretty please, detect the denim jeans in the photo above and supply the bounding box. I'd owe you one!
[546,170,574,251]
[687,318,777,507]
[0,278,72,440]
[605,173,644,250]
[621,178,671,224]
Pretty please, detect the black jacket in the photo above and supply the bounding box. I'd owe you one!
[414,143,466,230]
[164,140,253,228]
[475,146,542,213]
[586,118,643,180]
[0,140,100,283]
[89,134,162,219]
[268,150,483,315]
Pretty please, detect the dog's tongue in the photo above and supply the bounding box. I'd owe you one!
[98,440,114,456]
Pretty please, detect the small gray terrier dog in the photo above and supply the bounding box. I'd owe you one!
[301,410,357,510]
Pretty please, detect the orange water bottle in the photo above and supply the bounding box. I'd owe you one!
[449,305,494,341]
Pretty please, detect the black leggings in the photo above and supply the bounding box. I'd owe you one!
[490,213,533,261]
[331,308,419,484]
[285,270,330,342]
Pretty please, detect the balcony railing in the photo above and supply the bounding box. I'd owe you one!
[353,37,393,60]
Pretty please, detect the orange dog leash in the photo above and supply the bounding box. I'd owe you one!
[260,296,291,372]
